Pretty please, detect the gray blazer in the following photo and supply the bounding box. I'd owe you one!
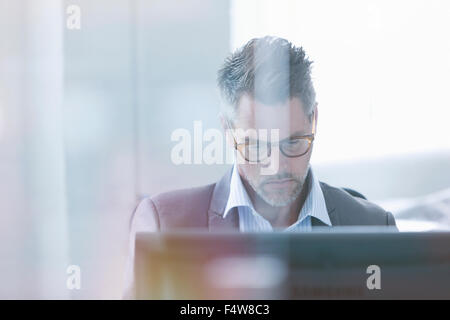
[130,168,397,232]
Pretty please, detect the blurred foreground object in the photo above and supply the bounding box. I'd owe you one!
[135,230,450,299]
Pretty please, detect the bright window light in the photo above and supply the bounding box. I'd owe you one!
[231,0,450,164]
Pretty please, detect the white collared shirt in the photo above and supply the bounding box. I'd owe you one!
[223,164,331,232]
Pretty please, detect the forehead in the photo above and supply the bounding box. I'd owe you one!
[234,94,310,137]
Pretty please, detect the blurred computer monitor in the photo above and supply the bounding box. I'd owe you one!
[135,229,450,299]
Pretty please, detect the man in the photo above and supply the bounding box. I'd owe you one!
[124,36,397,296]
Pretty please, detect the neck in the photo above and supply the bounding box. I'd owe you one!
[242,171,311,229]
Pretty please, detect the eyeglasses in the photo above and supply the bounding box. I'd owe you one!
[227,112,316,163]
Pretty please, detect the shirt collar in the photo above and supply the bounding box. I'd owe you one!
[223,164,332,227]
[223,164,255,216]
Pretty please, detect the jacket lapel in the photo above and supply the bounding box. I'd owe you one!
[317,181,340,227]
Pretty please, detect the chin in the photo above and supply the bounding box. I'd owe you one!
[259,192,298,207]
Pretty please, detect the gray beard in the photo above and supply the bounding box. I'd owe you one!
[245,166,310,207]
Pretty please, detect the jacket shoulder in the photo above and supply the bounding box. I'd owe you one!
[320,181,396,227]
[149,183,216,229]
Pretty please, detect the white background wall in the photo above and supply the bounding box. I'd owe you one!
[231,0,450,202]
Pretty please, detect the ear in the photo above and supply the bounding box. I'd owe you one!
[219,112,228,131]
[219,112,235,148]
[313,102,318,130]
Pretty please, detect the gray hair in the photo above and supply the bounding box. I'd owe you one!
[217,36,316,122]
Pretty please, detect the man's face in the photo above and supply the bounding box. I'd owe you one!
[229,94,316,207]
